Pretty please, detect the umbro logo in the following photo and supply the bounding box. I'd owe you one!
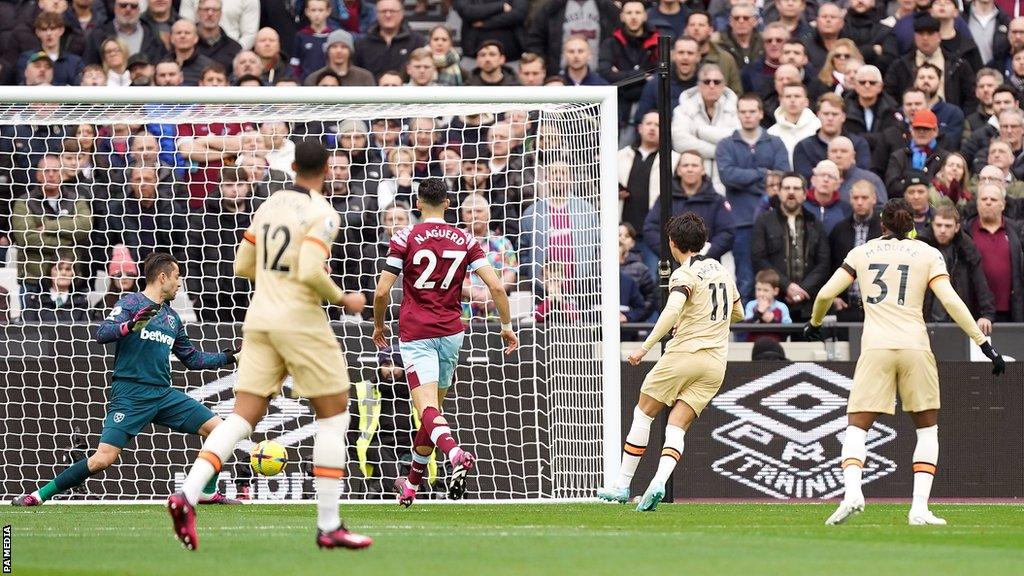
[709,363,897,499]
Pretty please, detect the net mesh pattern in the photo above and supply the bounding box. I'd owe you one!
[0,97,610,501]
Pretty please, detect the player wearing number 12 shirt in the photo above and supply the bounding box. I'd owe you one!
[169,140,371,551]
[372,178,519,506]
[805,198,1006,527]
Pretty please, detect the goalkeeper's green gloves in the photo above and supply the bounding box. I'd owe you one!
[121,305,159,336]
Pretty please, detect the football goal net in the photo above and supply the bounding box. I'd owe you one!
[0,86,620,502]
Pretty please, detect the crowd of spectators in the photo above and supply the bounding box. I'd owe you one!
[0,0,1023,338]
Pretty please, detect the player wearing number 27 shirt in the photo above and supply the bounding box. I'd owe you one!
[804,198,1006,528]
[372,178,518,506]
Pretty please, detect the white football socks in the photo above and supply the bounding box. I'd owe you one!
[651,425,685,486]
[615,407,654,490]
[313,411,350,532]
[911,425,939,513]
[182,414,253,505]
[840,425,868,503]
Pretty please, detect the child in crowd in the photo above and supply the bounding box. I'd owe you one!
[744,269,792,341]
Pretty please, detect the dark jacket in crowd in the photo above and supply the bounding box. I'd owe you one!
[964,215,1024,322]
[843,91,900,151]
[871,120,961,176]
[466,65,521,86]
[841,7,898,73]
[804,190,852,235]
[883,49,977,115]
[793,131,872,181]
[525,0,618,77]
[634,67,696,123]
[918,227,996,322]
[599,25,660,105]
[352,23,425,77]
[751,205,831,319]
[619,269,648,322]
[107,188,188,264]
[884,146,948,194]
[185,193,253,322]
[21,290,92,323]
[621,247,656,319]
[642,179,736,260]
[453,0,527,61]
[197,27,242,71]
[828,212,883,305]
[83,19,167,66]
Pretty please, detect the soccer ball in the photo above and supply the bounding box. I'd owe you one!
[250,440,288,476]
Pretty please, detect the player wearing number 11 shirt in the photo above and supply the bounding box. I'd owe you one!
[598,213,744,512]
[805,198,1006,527]
[372,178,519,506]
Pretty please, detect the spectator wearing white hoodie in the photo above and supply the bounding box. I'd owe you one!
[767,77,821,163]
[671,63,739,194]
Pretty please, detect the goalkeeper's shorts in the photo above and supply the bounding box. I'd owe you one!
[100,380,216,448]
[401,333,465,391]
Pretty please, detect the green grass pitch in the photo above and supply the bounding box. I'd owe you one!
[6,503,1024,576]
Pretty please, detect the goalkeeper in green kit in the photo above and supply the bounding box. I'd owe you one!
[12,252,242,506]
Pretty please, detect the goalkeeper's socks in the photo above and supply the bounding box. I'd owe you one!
[614,407,654,490]
[651,425,685,485]
[200,474,220,500]
[37,458,93,502]
[840,425,868,503]
[421,406,461,461]
[182,414,253,506]
[911,425,939,513]
[313,412,350,532]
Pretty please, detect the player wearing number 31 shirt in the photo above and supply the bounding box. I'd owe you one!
[804,198,1006,528]
[372,178,519,506]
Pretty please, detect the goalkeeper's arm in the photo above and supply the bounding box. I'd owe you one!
[639,289,688,351]
[296,237,345,304]
[809,267,855,326]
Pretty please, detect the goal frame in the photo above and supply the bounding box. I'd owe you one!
[0,85,622,497]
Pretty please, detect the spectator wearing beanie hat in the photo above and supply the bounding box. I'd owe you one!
[304,29,375,86]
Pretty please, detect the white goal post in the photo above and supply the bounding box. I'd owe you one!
[0,86,620,502]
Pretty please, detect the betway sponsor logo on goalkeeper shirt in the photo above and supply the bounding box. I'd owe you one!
[708,363,897,499]
[138,327,175,346]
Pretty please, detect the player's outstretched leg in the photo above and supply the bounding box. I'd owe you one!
[597,406,655,503]
[397,426,433,507]
[908,424,945,526]
[637,424,685,512]
[826,425,868,525]
[169,413,254,550]
[12,444,120,506]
